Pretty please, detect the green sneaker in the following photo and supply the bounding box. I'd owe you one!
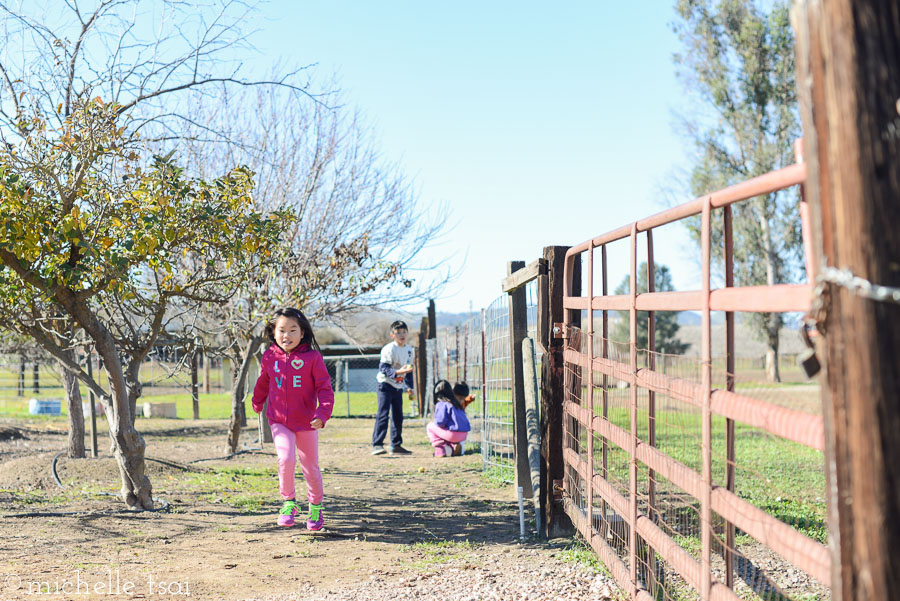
[278,499,299,527]
[307,502,324,531]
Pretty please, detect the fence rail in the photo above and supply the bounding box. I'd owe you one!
[559,158,830,600]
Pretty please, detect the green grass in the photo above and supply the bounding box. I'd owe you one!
[588,406,827,543]
[184,466,279,513]
[571,404,827,600]
[556,537,609,572]
[480,462,515,487]
[556,536,628,599]
[0,489,70,506]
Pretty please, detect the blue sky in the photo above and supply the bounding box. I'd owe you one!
[251,1,699,313]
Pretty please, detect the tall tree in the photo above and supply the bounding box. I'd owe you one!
[0,99,285,509]
[0,0,310,508]
[177,86,450,453]
[613,262,689,355]
[672,0,804,381]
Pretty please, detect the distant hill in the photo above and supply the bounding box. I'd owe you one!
[434,311,479,329]
[607,311,722,326]
[676,311,725,326]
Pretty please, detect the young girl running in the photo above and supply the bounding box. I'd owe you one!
[426,380,471,457]
[252,307,334,529]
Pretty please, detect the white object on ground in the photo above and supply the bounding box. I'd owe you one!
[517,486,525,540]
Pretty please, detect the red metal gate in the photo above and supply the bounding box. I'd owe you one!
[559,151,829,600]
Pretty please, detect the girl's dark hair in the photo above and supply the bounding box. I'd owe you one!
[265,307,320,352]
[433,379,463,410]
[452,382,470,397]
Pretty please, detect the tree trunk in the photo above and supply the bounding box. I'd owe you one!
[227,338,263,454]
[94,333,153,510]
[765,317,781,383]
[32,289,154,509]
[125,365,142,427]
[759,196,782,382]
[238,383,247,427]
[62,352,85,459]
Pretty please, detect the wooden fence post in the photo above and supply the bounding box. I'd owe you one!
[522,336,542,534]
[18,355,24,397]
[191,349,200,420]
[794,2,900,599]
[416,314,429,417]
[203,351,211,394]
[507,261,532,498]
[541,245,578,538]
[223,357,232,392]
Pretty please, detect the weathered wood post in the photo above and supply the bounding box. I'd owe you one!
[191,349,200,420]
[223,357,231,392]
[416,315,429,417]
[794,2,900,599]
[540,245,578,538]
[522,336,542,534]
[506,261,531,497]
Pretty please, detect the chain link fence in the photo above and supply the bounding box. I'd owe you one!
[0,350,233,417]
[0,354,66,415]
[323,354,418,417]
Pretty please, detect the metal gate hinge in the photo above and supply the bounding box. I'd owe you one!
[553,323,566,339]
[553,479,564,499]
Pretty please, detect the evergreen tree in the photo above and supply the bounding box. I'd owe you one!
[613,263,689,355]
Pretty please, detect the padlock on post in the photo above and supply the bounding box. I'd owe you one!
[799,324,821,378]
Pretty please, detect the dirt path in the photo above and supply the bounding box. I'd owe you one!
[0,417,616,601]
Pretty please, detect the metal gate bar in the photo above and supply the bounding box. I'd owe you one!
[558,159,830,599]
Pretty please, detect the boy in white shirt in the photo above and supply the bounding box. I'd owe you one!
[371,320,415,455]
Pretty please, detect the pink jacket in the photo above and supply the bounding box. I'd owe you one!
[252,343,334,431]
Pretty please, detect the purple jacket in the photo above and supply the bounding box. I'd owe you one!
[434,400,471,432]
[252,343,334,431]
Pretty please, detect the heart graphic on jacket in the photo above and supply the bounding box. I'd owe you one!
[291,359,304,370]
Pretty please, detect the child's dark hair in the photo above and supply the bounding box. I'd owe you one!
[433,379,463,410]
[265,307,320,351]
[452,382,469,397]
[390,320,408,332]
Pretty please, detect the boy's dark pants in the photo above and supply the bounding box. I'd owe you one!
[372,383,404,448]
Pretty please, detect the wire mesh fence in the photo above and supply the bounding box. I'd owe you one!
[483,295,513,482]
[479,279,542,484]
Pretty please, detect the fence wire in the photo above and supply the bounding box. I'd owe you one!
[483,294,514,482]
[480,279,542,483]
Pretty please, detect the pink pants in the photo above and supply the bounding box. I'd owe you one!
[426,422,468,456]
[271,423,323,504]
